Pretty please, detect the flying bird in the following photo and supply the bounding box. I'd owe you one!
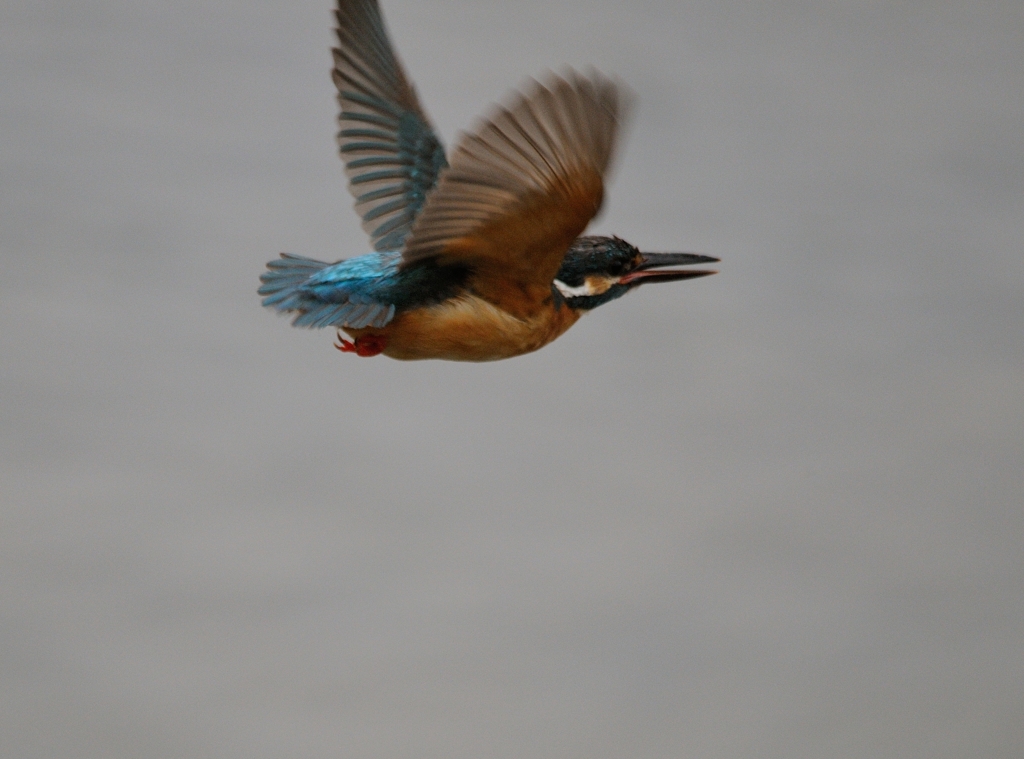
[258,0,718,361]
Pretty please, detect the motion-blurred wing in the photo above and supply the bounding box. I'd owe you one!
[401,70,629,310]
[332,0,448,252]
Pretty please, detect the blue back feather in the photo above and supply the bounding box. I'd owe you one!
[258,250,470,329]
[259,252,400,329]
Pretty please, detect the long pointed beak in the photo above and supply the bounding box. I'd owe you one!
[619,252,720,285]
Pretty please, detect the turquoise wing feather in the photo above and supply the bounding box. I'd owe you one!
[332,0,448,252]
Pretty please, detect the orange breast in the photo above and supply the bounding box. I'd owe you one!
[344,295,581,361]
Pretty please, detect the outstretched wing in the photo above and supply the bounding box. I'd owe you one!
[332,0,448,252]
[400,70,629,315]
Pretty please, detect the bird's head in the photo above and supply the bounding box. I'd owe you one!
[553,236,718,311]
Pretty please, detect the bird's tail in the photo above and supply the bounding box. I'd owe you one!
[258,253,330,312]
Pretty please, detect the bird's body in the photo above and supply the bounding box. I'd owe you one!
[259,0,717,361]
[360,289,581,362]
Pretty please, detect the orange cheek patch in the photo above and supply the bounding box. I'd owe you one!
[584,275,615,295]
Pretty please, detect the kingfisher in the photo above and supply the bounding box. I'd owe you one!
[258,0,718,361]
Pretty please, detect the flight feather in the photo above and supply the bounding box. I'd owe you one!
[332,0,448,251]
[401,70,630,297]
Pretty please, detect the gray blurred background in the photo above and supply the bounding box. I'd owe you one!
[2,1,1022,757]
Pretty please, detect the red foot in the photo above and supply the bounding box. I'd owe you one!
[334,331,387,357]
